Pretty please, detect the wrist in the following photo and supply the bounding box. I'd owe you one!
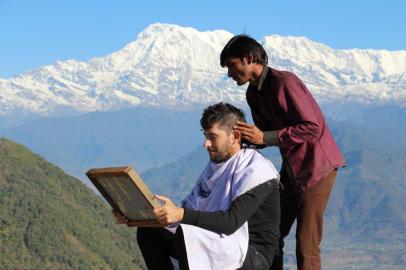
[263,130,279,146]
[178,207,185,222]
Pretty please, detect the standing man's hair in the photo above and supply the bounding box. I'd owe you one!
[201,102,246,133]
[220,35,268,67]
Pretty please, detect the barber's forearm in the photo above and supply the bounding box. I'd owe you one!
[277,121,320,148]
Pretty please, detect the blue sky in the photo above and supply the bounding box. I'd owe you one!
[0,0,405,78]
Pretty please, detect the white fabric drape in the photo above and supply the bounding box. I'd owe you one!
[172,148,279,270]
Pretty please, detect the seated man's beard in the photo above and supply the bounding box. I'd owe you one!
[208,144,234,163]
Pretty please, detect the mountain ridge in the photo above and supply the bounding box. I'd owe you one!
[1,23,405,119]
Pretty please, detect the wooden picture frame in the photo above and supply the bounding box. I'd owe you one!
[86,166,162,227]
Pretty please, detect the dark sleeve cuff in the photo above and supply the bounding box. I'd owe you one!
[263,130,279,146]
[181,208,199,225]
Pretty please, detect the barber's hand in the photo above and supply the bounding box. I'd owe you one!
[112,210,129,225]
[154,195,185,225]
[233,121,265,145]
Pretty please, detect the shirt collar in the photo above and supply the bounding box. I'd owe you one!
[256,66,268,91]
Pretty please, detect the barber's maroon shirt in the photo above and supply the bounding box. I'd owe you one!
[246,67,345,191]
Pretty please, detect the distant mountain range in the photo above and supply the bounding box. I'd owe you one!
[0,23,405,125]
[0,104,404,182]
[0,107,204,182]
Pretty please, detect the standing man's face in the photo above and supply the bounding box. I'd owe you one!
[203,123,239,163]
[225,57,252,86]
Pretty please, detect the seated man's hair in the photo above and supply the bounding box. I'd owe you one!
[201,102,246,132]
[220,34,268,67]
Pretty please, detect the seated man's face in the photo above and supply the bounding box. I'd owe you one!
[203,123,239,163]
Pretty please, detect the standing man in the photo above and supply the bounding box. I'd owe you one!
[220,35,345,270]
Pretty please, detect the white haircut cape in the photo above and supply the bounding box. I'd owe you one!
[170,148,279,270]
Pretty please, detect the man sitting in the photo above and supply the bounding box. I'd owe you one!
[115,102,280,270]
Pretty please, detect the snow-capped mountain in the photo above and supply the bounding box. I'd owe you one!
[0,23,405,117]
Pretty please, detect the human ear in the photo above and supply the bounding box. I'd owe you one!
[232,129,241,144]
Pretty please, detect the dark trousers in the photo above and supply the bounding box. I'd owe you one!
[137,226,190,270]
[239,245,272,270]
[270,168,337,270]
[137,227,272,270]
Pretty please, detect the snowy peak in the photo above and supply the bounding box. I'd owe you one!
[90,23,231,73]
[265,34,406,76]
[0,23,405,117]
[262,34,406,105]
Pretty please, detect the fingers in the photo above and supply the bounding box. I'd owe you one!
[234,125,256,140]
[234,126,253,134]
[234,127,253,139]
[153,201,182,225]
[156,214,170,225]
[233,122,255,134]
[153,207,172,225]
[233,123,264,145]
[153,204,169,219]
[112,211,128,224]
[237,127,254,137]
[155,194,171,204]
[235,121,252,128]
[154,206,165,216]
[154,205,173,218]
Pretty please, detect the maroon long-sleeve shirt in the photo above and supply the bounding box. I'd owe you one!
[246,66,345,191]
